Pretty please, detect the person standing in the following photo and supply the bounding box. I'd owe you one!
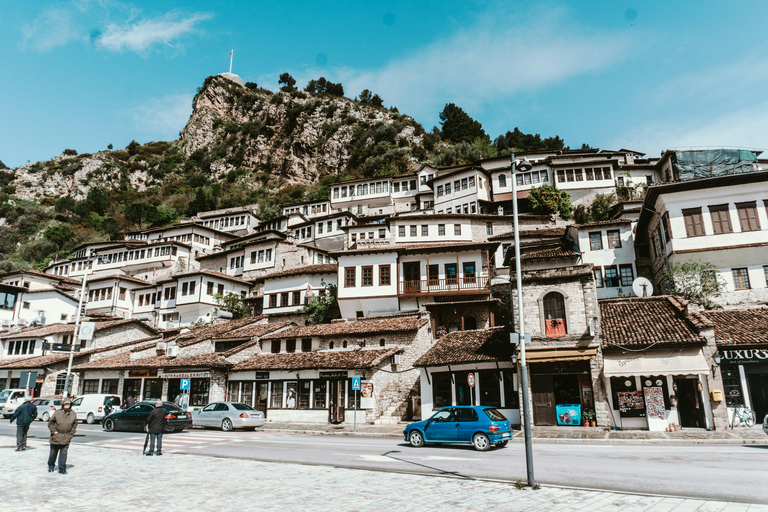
[126,395,136,408]
[145,401,167,456]
[47,398,77,474]
[10,397,37,451]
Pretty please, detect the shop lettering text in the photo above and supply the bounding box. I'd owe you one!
[720,349,768,364]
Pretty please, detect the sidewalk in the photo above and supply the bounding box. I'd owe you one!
[257,421,768,444]
[2,438,766,512]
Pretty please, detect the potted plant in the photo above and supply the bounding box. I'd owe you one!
[583,410,596,427]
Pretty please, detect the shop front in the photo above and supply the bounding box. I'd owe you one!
[161,371,215,409]
[719,347,768,425]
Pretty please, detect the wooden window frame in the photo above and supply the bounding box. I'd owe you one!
[345,267,356,288]
[732,268,751,290]
[361,266,374,287]
[682,207,706,237]
[708,204,733,235]
[736,201,761,232]
[607,230,622,249]
[604,266,619,287]
[379,265,391,286]
[589,232,603,251]
[594,268,604,288]
[619,264,634,287]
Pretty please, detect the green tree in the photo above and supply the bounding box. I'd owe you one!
[297,281,338,324]
[126,140,140,156]
[124,202,158,228]
[55,196,76,217]
[63,149,77,156]
[306,77,344,96]
[245,82,259,91]
[528,185,573,219]
[574,193,617,224]
[665,261,725,310]
[432,142,482,167]
[107,143,113,150]
[358,89,383,107]
[0,159,7,169]
[278,72,297,92]
[44,225,75,250]
[473,136,498,159]
[214,292,250,319]
[494,127,565,153]
[439,103,486,144]
[101,218,120,239]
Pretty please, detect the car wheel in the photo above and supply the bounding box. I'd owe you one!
[409,430,425,448]
[104,419,115,432]
[86,413,95,424]
[495,441,509,448]
[221,418,234,432]
[473,433,491,452]
[42,412,50,422]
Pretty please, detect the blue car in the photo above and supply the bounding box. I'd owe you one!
[403,405,513,451]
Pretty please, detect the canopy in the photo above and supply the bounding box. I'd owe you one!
[524,345,598,363]
[603,349,708,377]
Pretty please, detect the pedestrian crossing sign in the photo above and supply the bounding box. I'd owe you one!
[180,379,190,390]
[352,377,361,391]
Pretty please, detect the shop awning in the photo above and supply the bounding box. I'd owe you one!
[523,346,598,363]
[603,349,708,377]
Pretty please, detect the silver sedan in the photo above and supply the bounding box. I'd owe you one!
[32,398,61,421]
[192,402,266,431]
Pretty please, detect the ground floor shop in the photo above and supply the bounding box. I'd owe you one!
[528,360,597,427]
[719,347,768,426]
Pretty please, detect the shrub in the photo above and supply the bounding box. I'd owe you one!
[528,185,573,219]
[63,149,78,156]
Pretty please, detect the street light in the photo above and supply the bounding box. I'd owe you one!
[510,153,535,487]
[62,249,95,398]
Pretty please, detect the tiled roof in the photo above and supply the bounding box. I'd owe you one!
[232,348,400,371]
[414,327,512,367]
[4,268,82,285]
[571,219,632,229]
[251,264,337,282]
[422,299,500,307]
[73,351,231,370]
[489,227,565,240]
[702,308,768,347]
[514,247,580,261]
[599,296,711,348]
[169,270,251,285]
[211,322,291,340]
[174,317,267,347]
[260,317,427,339]
[87,274,152,286]
[1,318,155,340]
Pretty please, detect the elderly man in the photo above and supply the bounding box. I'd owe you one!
[48,398,77,474]
[10,396,37,451]
[145,401,167,456]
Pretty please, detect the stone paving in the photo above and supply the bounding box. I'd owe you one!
[2,437,767,512]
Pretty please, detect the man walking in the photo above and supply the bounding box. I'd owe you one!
[145,401,167,456]
[48,398,77,474]
[10,396,37,451]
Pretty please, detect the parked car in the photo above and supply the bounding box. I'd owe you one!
[71,394,122,424]
[403,406,513,451]
[32,398,61,421]
[0,389,33,418]
[193,402,266,431]
[102,401,193,433]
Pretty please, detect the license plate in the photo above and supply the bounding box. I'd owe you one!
[502,433,510,438]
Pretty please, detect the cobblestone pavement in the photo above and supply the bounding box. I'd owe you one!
[2,438,767,512]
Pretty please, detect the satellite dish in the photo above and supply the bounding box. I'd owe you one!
[632,277,653,297]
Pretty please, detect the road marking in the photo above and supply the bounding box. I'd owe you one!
[359,455,399,462]
[423,456,481,461]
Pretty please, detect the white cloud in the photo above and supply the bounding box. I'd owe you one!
[94,12,211,53]
[21,7,84,52]
[127,93,193,139]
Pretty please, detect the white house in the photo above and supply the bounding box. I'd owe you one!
[254,264,337,318]
[195,205,260,235]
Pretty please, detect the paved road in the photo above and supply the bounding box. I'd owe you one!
[4,421,768,504]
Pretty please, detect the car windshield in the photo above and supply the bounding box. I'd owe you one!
[0,390,12,401]
[232,403,255,411]
[72,398,83,406]
[483,408,507,422]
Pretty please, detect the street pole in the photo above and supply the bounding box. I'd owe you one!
[511,153,535,487]
[354,389,358,433]
[63,250,94,398]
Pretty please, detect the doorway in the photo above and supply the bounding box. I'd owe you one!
[329,380,345,423]
[674,377,705,428]
[123,379,141,403]
[532,375,556,426]
[747,372,768,423]
[463,316,477,330]
[256,382,268,417]
[403,262,421,293]
[454,372,473,406]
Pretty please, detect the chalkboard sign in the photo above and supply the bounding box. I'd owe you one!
[617,390,644,412]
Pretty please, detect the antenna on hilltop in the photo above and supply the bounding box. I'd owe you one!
[229,49,233,74]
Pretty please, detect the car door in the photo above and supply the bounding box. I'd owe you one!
[454,408,480,443]
[197,403,218,427]
[214,403,230,427]
[122,404,153,431]
[424,408,457,442]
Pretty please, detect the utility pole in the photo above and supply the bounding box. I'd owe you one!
[229,50,234,74]
[62,250,94,397]
[510,153,535,486]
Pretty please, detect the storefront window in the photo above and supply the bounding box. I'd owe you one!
[346,379,359,409]
[241,382,254,407]
[190,378,209,406]
[455,372,472,406]
[298,381,311,409]
[314,381,327,409]
[641,376,671,410]
[479,371,501,407]
[503,370,519,408]
[143,379,162,400]
[286,382,298,408]
[227,381,240,402]
[610,376,644,417]
[432,372,452,408]
[721,366,744,406]
[82,380,99,394]
[101,379,118,394]
[271,382,283,408]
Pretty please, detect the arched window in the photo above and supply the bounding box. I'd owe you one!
[329,341,334,349]
[379,339,385,347]
[343,340,348,348]
[543,292,567,337]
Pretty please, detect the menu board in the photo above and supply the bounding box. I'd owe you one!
[643,387,666,420]
[617,390,645,412]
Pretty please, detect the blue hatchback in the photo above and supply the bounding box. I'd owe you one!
[403,405,513,451]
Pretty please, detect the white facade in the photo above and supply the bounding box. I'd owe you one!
[262,271,337,315]
[570,222,637,299]
[433,169,490,214]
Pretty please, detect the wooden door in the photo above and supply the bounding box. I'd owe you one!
[531,375,557,426]
[329,380,345,424]
[256,383,268,417]
[403,262,421,293]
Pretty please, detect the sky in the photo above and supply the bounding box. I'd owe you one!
[2,0,768,168]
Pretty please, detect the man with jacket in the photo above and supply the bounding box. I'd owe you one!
[10,396,37,451]
[48,398,77,474]
[145,401,167,456]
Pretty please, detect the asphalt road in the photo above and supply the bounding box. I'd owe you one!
[3,421,767,504]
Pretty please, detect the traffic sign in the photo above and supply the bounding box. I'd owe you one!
[180,379,190,390]
[467,373,475,388]
[352,377,361,391]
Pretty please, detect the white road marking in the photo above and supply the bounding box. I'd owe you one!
[423,456,481,461]
[359,455,399,462]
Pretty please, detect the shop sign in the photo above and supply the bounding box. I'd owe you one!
[255,372,270,380]
[617,391,645,413]
[160,372,211,379]
[720,349,768,365]
[360,381,374,409]
[319,371,348,378]
[129,369,157,378]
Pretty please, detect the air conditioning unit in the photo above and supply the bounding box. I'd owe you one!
[1,319,10,327]
[392,354,401,365]
[166,345,179,357]
[156,342,167,351]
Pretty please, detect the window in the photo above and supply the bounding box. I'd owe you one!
[662,212,672,243]
[454,224,461,235]
[764,265,768,285]
[709,204,733,234]
[619,264,634,286]
[181,282,189,295]
[119,287,127,300]
[557,169,565,182]
[271,381,283,408]
[269,295,277,308]
[189,281,196,294]
[478,371,502,407]
[543,292,567,337]
[286,339,296,353]
[736,202,761,231]
[281,292,289,307]
[607,230,622,249]
[362,266,373,286]
[265,248,272,261]
[345,267,356,287]
[432,373,452,408]
[217,284,224,295]
[604,266,619,287]
[292,291,301,306]
[485,222,493,236]
[462,262,476,283]
[516,174,523,186]
[498,175,507,187]
[732,268,750,289]
[207,281,214,295]
[438,224,445,236]
[445,264,457,284]
[469,176,475,188]
[437,185,443,196]
[379,228,386,239]
[410,180,417,190]
[682,207,706,237]
[445,183,451,194]
[594,269,604,288]
[376,264,391,286]
[410,225,417,237]
[617,176,624,186]
[421,225,428,236]
[589,232,603,251]
[398,226,405,237]
[317,222,323,235]
[271,340,281,353]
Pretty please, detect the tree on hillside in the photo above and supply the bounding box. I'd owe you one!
[439,103,486,144]
[305,77,344,97]
[126,140,140,156]
[494,128,565,153]
[279,72,297,92]
[528,185,573,219]
[124,202,158,228]
[44,225,75,250]
[473,136,498,159]
[358,89,384,107]
[0,159,7,169]
[432,142,482,167]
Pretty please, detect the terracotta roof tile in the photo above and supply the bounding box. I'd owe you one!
[571,219,632,229]
[260,317,427,339]
[702,308,768,347]
[73,351,231,370]
[212,322,291,341]
[232,348,400,371]
[174,317,267,347]
[1,319,155,340]
[414,327,512,366]
[251,264,337,282]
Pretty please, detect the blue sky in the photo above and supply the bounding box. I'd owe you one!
[2,0,767,168]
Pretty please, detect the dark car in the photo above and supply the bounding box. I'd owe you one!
[102,401,193,433]
[403,405,513,451]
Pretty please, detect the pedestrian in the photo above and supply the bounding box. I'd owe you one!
[126,395,135,408]
[10,396,37,451]
[145,401,167,456]
[47,397,77,474]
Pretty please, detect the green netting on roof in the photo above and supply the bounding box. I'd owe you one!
[671,149,757,181]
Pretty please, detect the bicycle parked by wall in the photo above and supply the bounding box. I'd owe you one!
[731,406,756,427]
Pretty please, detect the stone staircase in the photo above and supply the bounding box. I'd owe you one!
[374,397,411,425]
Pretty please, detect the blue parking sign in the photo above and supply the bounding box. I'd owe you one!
[180,379,190,390]
[352,377,361,391]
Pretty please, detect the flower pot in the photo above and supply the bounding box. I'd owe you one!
[590,420,597,427]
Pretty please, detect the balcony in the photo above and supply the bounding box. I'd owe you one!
[398,276,490,297]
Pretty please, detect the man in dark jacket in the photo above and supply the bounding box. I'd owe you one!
[10,397,37,451]
[145,401,167,456]
[48,398,77,474]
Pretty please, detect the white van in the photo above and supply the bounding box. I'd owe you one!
[71,394,121,424]
[0,389,32,418]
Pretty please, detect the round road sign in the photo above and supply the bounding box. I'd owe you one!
[468,373,475,388]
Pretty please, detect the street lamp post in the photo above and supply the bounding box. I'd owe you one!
[62,250,95,398]
[510,154,535,486]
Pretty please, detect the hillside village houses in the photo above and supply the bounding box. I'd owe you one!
[1,147,768,431]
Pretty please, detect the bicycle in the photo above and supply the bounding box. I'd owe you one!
[731,406,756,427]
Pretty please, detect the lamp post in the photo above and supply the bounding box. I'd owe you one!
[62,249,95,398]
[510,153,535,486]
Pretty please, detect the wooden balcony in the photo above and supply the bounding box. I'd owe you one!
[398,276,490,297]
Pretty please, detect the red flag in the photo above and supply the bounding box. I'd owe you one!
[230,51,232,57]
